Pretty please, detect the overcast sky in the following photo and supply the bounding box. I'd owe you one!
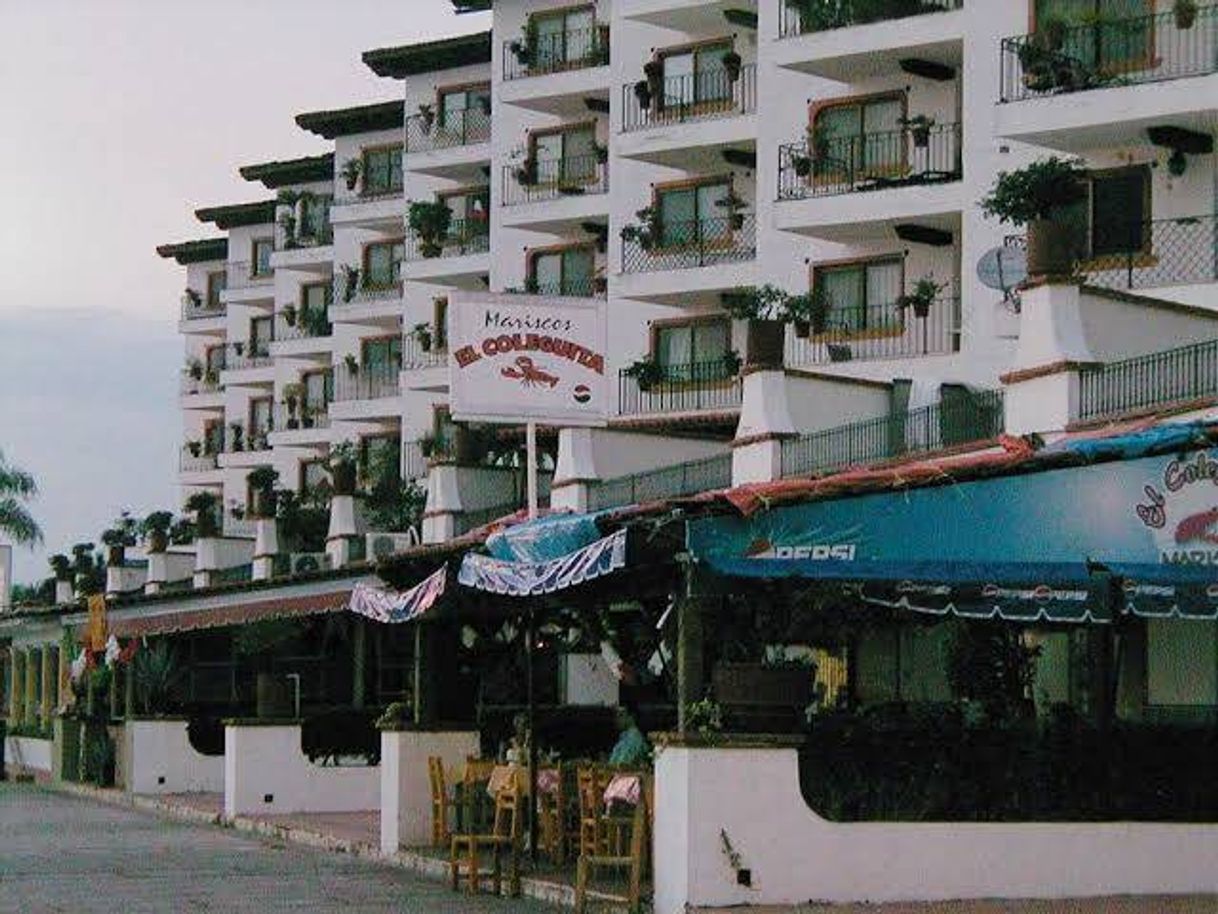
[0,0,489,585]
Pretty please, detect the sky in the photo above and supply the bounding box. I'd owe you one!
[0,0,489,586]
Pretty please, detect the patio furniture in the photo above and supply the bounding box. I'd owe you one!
[428,756,453,847]
[449,781,523,897]
[461,757,497,832]
[537,761,569,864]
[575,775,652,914]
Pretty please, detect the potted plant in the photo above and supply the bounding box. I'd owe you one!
[643,60,664,98]
[793,153,813,178]
[593,140,609,165]
[514,156,538,186]
[302,305,331,337]
[340,158,362,192]
[186,357,204,381]
[282,382,304,430]
[620,205,661,251]
[897,275,947,319]
[412,322,433,352]
[418,103,436,133]
[340,264,359,302]
[183,288,201,308]
[277,209,297,248]
[408,200,453,259]
[229,422,244,452]
[49,553,72,582]
[980,156,1088,279]
[247,466,279,518]
[139,511,174,554]
[782,291,816,337]
[100,512,137,566]
[169,517,195,545]
[185,491,221,538]
[716,189,747,230]
[721,285,788,369]
[624,356,665,392]
[1175,0,1199,28]
[186,439,202,458]
[330,441,358,495]
[282,304,297,327]
[633,80,652,111]
[344,353,359,375]
[419,432,446,462]
[899,114,935,148]
[509,20,538,68]
[722,349,743,377]
[722,50,742,82]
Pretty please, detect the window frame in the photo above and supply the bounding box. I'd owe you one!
[437,186,491,238]
[647,314,734,383]
[361,238,405,290]
[1079,164,1154,265]
[527,121,600,185]
[360,144,404,196]
[527,242,598,296]
[248,396,274,445]
[251,238,275,277]
[527,4,598,70]
[360,333,403,373]
[656,37,736,111]
[206,271,227,308]
[652,175,737,251]
[810,255,908,340]
[1029,0,1157,74]
[301,368,333,408]
[436,81,492,129]
[299,458,329,496]
[808,91,909,184]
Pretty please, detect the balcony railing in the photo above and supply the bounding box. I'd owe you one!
[273,401,331,432]
[180,369,223,396]
[223,423,273,454]
[222,342,273,372]
[779,0,963,38]
[785,297,959,366]
[333,364,401,402]
[621,215,756,274]
[403,440,427,480]
[618,358,742,417]
[181,295,225,321]
[778,123,962,200]
[999,5,1218,103]
[1078,338,1218,423]
[225,261,274,290]
[503,25,610,79]
[780,390,1005,479]
[587,453,733,512]
[403,219,490,261]
[402,334,447,370]
[334,273,402,305]
[511,278,607,299]
[622,65,756,132]
[180,445,218,473]
[333,183,404,207]
[275,308,332,342]
[501,155,609,206]
[405,106,491,153]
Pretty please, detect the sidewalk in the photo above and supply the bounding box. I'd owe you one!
[705,899,1218,913]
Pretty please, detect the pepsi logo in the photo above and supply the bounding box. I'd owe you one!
[573,384,591,404]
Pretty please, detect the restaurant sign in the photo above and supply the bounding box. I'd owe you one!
[448,292,608,426]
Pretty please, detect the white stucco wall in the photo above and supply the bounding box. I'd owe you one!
[379,729,481,854]
[4,736,52,774]
[126,719,225,795]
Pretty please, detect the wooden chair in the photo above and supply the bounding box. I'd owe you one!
[461,757,497,833]
[576,764,608,858]
[449,781,523,897]
[536,762,567,865]
[575,775,652,914]
[428,756,450,847]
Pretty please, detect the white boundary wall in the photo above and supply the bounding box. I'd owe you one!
[655,744,1218,912]
[125,719,224,795]
[224,723,379,817]
[4,736,52,774]
[380,729,481,854]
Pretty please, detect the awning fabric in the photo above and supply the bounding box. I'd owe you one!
[348,565,447,623]
[108,591,350,638]
[459,528,627,597]
[689,444,1218,622]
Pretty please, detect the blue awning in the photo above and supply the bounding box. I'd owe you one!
[459,529,627,597]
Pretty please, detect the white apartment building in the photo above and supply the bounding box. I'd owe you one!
[159,0,1218,568]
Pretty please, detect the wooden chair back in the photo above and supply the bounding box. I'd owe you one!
[492,781,523,843]
[428,756,448,845]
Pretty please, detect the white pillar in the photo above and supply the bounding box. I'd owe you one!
[551,427,599,512]
[252,518,281,580]
[732,369,797,485]
[326,495,359,569]
[422,464,461,544]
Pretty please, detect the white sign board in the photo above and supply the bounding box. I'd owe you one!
[448,292,609,427]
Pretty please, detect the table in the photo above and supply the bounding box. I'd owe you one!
[484,764,560,798]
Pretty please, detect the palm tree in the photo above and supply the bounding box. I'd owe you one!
[0,449,42,545]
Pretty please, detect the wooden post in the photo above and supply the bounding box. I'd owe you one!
[24,648,37,727]
[675,559,707,735]
[124,659,135,718]
[8,650,22,724]
[41,648,54,725]
[352,617,367,710]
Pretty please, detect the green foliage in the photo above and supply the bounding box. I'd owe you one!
[139,511,174,542]
[133,641,184,715]
[407,201,453,258]
[274,487,330,553]
[980,156,1087,226]
[0,448,42,546]
[184,490,221,537]
[233,617,301,659]
[361,445,425,534]
[945,619,1041,724]
[100,511,138,549]
[375,701,412,730]
[49,553,72,580]
[624,356,664,391]
[685,697,724,736]
[168,517,196,545]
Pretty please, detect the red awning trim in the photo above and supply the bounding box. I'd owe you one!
[108,591,351,638]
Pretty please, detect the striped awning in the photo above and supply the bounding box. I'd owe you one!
[107,590,351,638]
[457,528,628,597]
[348,565,447,624]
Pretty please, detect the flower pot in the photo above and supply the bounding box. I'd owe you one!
[147,531,168,554]
[633,81,651,111]
[106,545,124,567]
[745,319,785,370]
[1026,218,1084,280]
[912,129,931,148]
[793,156,812,178]
[794,319,811,338]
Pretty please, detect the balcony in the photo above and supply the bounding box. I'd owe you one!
[275,308,332,343]
[779,0,962,38]
[179,444,219,474]
[1078,339,1218,424]
[778,124,962,200]
[622,65,756,133]
[501,155,608,207]
[617,359,742,417]
[181,295,225,322]
[503,25,609,80]
[621,215,756,274]
[221,423,274,456]
[785,297,960,367]
[511,278,607,299]
[333,364,401,403]
[999,5,1218,104]
[403,220,490,262]
[404,106,491,155]
[222,342,273,373]
[180,369,223,398]
[272,401,331,433]
[225,261,274,291]
[779,391,1005,480]
[402,334,447,371]
[587,452,732,512]
[334,272,402,307]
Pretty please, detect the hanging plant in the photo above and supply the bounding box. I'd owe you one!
[412,322,433,353]
[187,358,204,381]
[625,356,665,392]
[722,50,742,83]
[715,189,747,230]
[344,353,359,375]
[229,423,244,452]
[633,80,652,111]
[408,200,453,259]
[340,158,362,192]
[184,288,201,307]
[514,156,538,186]
[896,275,947,319]
[620,205,661,251]
[643,60,664,96]
[418,103,436,133]
[282,304,297,327]
[899,114,935,148]
[1175,0,1198,28]
[341,264,359,302]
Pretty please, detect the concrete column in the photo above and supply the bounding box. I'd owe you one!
[54,580,74,604]
[326,495,360,569]
[351,618,367,710]
[193,537,220,590]
[252,518,281,581]
[551,428,598,512]
[422,464,460,544]
[732,369,796,485]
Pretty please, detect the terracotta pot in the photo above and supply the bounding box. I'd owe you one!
[147,531,168,554]
[745,319,785,370]
[1026,218,1084,280]
[106,545,124,567]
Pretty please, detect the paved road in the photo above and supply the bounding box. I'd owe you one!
[0,784,558,914]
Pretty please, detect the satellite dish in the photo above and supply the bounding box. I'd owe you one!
[976,246,1027,294]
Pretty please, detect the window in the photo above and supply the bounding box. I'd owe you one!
[300,459,329,495]
[441,189,490,238]
[813,259,904,333]
[302,369,332,408]
[659,41,733,109]
[439,84,491,128]
[1034,0,1153,73]
[362,146,403,195]
[530,6,597,70]
[204,345,226,376]
[252,239,274,277]
[362,335,402,373]
[653,318,731,380]
[249,397,273,441]
[360,435,401,487]
[656,179,732,247]
[529,246,595,296]
[206,271,226,308]
[363,240,404,288]
[433,405,457,454]
[203,420,224,455]
[301,281,332,316]
[299,194,331,241]
[812,95,905,179]
[531,125,598,184]
[249,315,273,357]
[433,297,449,351]
[1059,166,1151,259]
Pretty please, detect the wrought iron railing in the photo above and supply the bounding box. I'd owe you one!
[618,358,742,416]
[273,401,331,432]
[778,123,962,199]
[279,221,333,250]
[405,105,491,153]
[501,154,608,206]
[179,445,218,473]
[1078,338,1218,423]
[403,219,490,261]
[403,440,427,480]
[587,453,733,512]
[333,183,404,207]
[999,5,1218,103]
[509,278,606,298]
[222,341,273,372]
[225,260,274,290]
[503,25,610,79]
[785,297,959,366]
[621,215,756,273]
[181,295,225,321]
[780,391,1005,479]
[222,423,274,454]
[180,369,222,396]
[333,272,402,304]
[622,64,756,132]
[402,334,447,370]
[779,0,963,38]
[275,308,332,342]
[333,363,401,402]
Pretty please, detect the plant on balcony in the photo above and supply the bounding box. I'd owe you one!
[625,356,665,392]
[411,322,434,353]
[247,466,279,518]
[408,200,453,259]
[722,349,743,377]
[897,275,947,319]
[184,288,201,308]
[139,511,174,554]
[980,156,1087,278]
[169,516,195,545]
[593,140,609,164]
[722,50,742,82]
[633,80,652,111]
[100,513,136,566]
[619,205,662,251]
[344,353,359,375]
[514,156,538,186]
[186,357,204,381]
[340,158,362,191]
[721,284,787,321]
[643,59,664,97]
[301,305,331,337]
[899,114,935,148]
[1175,0,1199,28]
[330,441,359,495]
[184,491,221,539]
[229,422,244,452]
[186,439,202,458]
[783,289,824,337]
[418,431,449,462]
[715,190,747,230]
[340,264,359,302]
[510,18,539,68]
[49,553,72,582]
[277,209,297,249]
[792,152,813,178]
[418,103,436,133]
[282,382,304,430]
[277,188,302,208]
